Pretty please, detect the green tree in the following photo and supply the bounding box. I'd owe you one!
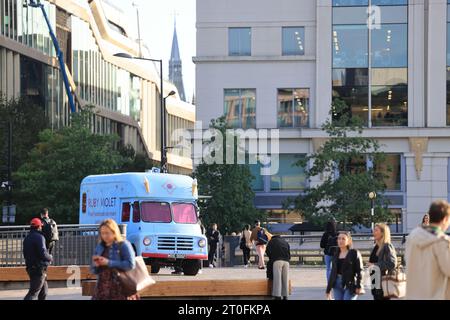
[14,107,124,224]
[0,96,47,211]
[285,99,393,227]
[118,144,154,173]
[0,96,47,172]
[194,117,265,234]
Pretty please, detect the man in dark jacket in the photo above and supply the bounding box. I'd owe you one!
[40,208,59,255]
[23,218,53,300]
[266,235,291,300]
[206,223,220,268]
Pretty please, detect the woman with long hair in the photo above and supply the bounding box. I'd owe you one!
[368,223,397,300]
[326,232,363,300]
[91,219,136,300]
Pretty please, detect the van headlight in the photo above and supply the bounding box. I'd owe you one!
[198,239,206,248]
[143,237,151,246]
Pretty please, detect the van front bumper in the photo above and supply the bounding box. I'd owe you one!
[142,253,208,260]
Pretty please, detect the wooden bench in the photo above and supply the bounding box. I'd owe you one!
[82,279,292,298]
[0,266,97,282]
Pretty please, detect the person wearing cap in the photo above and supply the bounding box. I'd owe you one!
[23,218,53,300]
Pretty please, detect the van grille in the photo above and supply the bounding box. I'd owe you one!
[157,236,194,251]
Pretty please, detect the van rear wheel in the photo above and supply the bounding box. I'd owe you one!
[150,263,160,274]
[182,260,200,276]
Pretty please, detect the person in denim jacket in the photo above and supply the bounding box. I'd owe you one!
[91,219,136,300]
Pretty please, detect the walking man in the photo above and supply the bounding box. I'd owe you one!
[206,223,220,268]
[266,235,291,300]
[405,200,450,299]
[40,208,59,255]
[23,218,53,300]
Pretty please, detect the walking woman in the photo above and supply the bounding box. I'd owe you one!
[368,223,397,300]
[91,219,137,300]
[326,232,363,300]
[320,220,338,282]
[241,224,252,267]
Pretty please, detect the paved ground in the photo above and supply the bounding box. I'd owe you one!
[0,266,376,300]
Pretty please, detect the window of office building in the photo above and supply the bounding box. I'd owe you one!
[332,0,408,127]
[224,89,256,129]
[374,154,402,191]
[447,0,450,125]
[282,27,305,56]
[270,154,307,191]
[337,154,403,191]
[277,89,310,128]
[229,28,251,56]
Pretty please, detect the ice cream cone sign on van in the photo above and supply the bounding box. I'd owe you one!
[79,171,208,276]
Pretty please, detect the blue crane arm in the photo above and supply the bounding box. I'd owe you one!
[29,0,76,113]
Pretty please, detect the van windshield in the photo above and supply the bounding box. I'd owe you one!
[141,202,171,223]
[172,203,198,224]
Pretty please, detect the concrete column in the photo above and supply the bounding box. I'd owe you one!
[408,0,425,127]
[405,155,448,232]
[426,0,447,127]
[316,0,332,129]
[14,52,20,98]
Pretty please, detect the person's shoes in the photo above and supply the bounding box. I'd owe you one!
[283,296,288,300]
[209,264,214,268]
[172,270,183,275]
[273,296,282,300]
[244,264,249,268]
[198,269,203,274]
[258,266,265,270]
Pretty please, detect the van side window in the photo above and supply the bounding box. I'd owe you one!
[121,203,131,222]
[81,193,87,213]
[133,201,141,223]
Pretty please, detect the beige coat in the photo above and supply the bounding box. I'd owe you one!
[243,229,252,248]
[405,227,450,300]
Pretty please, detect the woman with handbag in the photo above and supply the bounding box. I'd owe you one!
[368,223,397,300]
[326,232,364,300]
[91,219,137,300]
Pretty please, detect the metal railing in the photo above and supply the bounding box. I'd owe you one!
[0,224,100,267]
[231,233,409,266]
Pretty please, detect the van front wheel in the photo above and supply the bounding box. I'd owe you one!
[150,263,160,274]
[182,260,200,276]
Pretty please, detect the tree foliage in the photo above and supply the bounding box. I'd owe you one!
[194,117,265,234]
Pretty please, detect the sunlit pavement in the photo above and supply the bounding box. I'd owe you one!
[0,266,376,300]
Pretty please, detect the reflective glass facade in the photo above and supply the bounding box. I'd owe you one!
[224,89,256,129]
[277,88,310,128]
[71,16,141,121]
[332,0,408,127]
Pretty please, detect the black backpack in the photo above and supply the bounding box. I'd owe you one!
[326,234,338,256]
[42,218,59,242]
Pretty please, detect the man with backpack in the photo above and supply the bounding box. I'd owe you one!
[250,220,272,269]
[40,208,59,255]
[320,219,338,283]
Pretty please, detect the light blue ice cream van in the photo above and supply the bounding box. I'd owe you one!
[79,172,207,275]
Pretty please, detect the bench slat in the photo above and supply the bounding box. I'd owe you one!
[82,279,292,297]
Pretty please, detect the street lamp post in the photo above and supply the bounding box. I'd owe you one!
[113,53,167,171]
[369,191,377,231]
[161,91,177,173]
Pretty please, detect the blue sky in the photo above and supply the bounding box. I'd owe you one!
[108,0,196,103]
